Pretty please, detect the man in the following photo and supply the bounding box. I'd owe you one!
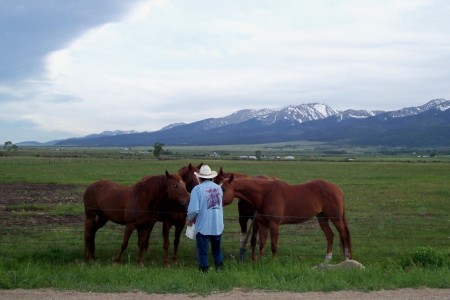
[186,165,224,272]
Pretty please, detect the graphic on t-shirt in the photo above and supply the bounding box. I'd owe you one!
[206,187,221,209]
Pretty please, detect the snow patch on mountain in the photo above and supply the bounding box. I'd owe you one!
[387,99,449,118]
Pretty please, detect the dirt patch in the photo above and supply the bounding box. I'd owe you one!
[1,288,449,299]
[0,183,85,226]
[0,183,83,205]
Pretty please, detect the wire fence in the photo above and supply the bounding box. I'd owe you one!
[1,211,448,263]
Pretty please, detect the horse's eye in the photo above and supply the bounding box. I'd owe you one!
[174,184,178,188]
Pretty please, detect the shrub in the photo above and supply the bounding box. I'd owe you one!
[401,247,448,269]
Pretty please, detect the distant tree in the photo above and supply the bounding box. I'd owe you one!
[255,150,262,160]
[153,142,165,159]
[4,141,18,151]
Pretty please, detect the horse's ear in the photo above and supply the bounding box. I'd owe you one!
[188,163,193,170]
[197,162,203,169]
[219,167,224,175]
[165,170,170,178]
[229,173,234,183]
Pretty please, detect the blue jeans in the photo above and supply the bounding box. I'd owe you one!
[195,232,223,271]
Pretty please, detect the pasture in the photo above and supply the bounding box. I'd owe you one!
[0,150,449,295]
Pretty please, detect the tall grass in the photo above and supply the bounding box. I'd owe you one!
[0,155,449,294]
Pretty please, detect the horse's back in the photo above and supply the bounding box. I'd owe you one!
[305,179,345,214]
[83,180,129,219]
[306,179,343,195]
[84,180,108,207]
[269,179,344,221]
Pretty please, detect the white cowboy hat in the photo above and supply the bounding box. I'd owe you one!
[194,165,218,179]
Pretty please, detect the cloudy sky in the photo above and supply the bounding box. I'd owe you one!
[1,0,449,143]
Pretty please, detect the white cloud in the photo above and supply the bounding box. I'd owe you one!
[1,0,450,142]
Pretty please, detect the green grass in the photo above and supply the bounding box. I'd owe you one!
[6,203,83,216]
[0,151,449,295]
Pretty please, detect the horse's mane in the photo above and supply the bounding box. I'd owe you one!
[132,174,178,206]
[178,164,195,178]
[178,163,202,176]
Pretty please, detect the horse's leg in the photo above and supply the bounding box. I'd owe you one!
[162,221,171,268]
[268,222,280,258]
[136,222,156,267]
[114,224,134,264]
[84,212,96,261]
[84,212,108,261]
[258,224,269,260]
[239,216,249,248]
[238,200,249,248]
[172,222,184,266]
[136,227,149,267]
[343,215,352,259]
[330,217,352,260]
[250,220,259,261]
[317,214,334,263]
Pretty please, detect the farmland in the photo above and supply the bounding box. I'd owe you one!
[0,146,449,296]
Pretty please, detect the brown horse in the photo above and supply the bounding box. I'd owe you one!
[153,163,202,267]
[178,163,202,192]
[215,168,252,237]
[83,171,190,267]
[215,168,276,261]
[221,175,352,262]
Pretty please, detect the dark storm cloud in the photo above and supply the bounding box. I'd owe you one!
[0,0,142,82]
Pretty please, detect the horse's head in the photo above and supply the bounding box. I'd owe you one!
[178,163,202,192]
[220,173,236,206]
[165,170,190,206]
[213,166,227,185]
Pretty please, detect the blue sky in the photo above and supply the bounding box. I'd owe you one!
[1,0,449,143]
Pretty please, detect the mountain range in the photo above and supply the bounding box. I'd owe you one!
[20,98,450,147]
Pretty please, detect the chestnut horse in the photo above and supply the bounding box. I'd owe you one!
[178,163,202,192]
[215,168,274,261]
[215,168,252,239]
[153,163,201,267]
[83,171,190,267]
[221,175,352,262]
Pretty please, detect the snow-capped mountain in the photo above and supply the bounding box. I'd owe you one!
[44,98,450,147]
[187,99,448,129]
[160,123,186,131]
[189,108,278,130]
[82,130,140,139]
[159,102,380,130]
[169,103,341,131]
[255,103,339,125]
[385,98,449,118]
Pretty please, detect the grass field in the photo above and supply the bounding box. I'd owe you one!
[0,147,449,295]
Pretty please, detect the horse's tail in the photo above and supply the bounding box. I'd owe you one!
[342,212,352,259]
